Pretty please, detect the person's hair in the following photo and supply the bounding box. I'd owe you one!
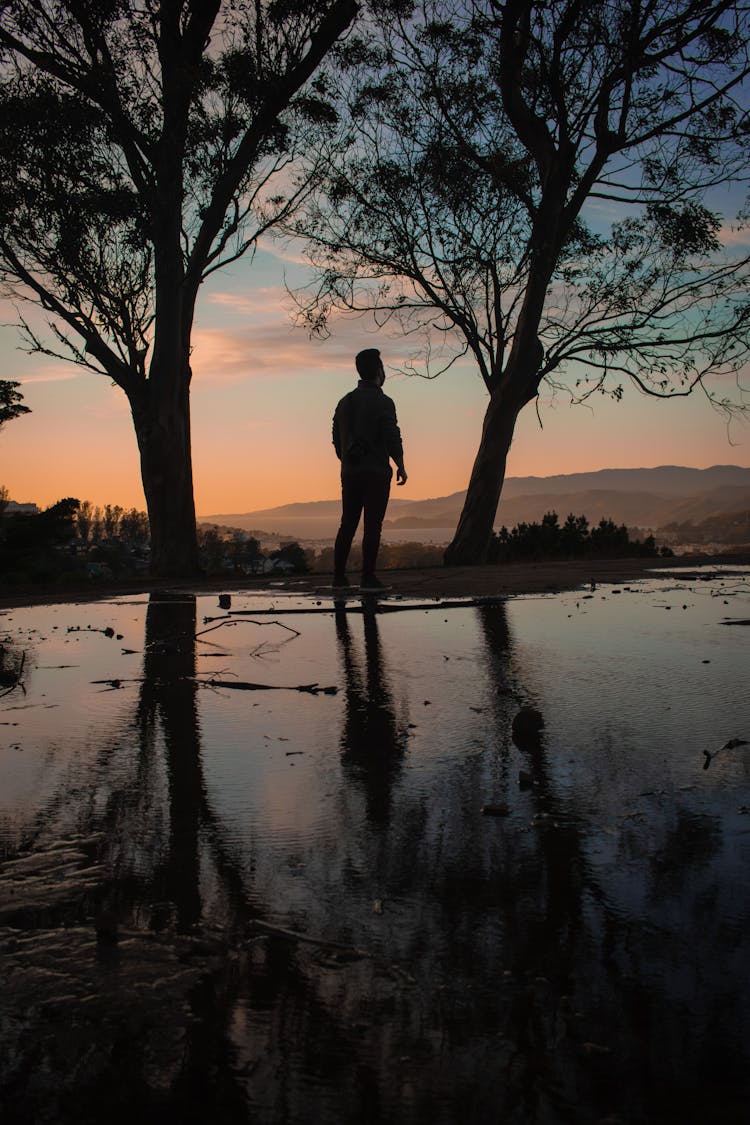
[355,348,382,382]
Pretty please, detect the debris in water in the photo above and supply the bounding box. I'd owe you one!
[203,678,337,696]
[66,624,117,637]
[582,1041,612,1056]
[0,646,26,698]
[512,708,544,740]
[703,737,750,770]
[482,803,510,817]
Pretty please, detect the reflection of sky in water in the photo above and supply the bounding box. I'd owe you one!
[504,577,750,790]
[2,573,750,1122]
[2,576,749,872]
[0,600,148,821]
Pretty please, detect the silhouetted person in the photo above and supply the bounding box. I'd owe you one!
[332,348,407,590]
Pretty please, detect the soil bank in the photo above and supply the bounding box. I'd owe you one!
[1,551,748,609]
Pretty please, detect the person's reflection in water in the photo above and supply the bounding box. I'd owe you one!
[335,601,405,825]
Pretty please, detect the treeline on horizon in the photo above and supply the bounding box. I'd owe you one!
[488,512,666,562]
[0,496,297,583]
[0,492,675,585]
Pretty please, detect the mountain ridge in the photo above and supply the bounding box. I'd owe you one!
[200,465,750,537]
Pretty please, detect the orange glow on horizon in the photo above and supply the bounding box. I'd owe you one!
[3,362,747,517]
[2,280,748,515]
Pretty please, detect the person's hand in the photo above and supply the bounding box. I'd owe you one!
[396,466,408,486]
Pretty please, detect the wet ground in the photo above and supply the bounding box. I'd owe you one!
[1,570,749,1124]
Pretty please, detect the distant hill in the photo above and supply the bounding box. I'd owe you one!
[200,465,750,541]
[660,507,750,548]
[499,464,750,498]
[494,484,750,530]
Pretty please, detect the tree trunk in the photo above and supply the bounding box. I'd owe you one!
[444,387,525,565]
[130,378,201,577]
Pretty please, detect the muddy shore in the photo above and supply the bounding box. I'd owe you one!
[2,551,748,609]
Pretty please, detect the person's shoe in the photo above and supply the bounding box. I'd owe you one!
[332,574,350,588]
[360,573,390,592]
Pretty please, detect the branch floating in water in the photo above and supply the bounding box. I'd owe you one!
[200,678,337,695]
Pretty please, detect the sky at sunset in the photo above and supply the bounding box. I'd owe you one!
[1,238,748,517]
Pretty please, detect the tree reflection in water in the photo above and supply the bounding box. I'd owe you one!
[2,594,750,1124]
[103,593,249,935]
[137,592,204,929]
[475,601,749,1124]
[1,594,247,1123]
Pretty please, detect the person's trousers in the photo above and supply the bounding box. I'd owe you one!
[334,471,391,576]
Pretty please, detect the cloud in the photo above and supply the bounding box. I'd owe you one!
[194,285,413,384]
[190,322,360,383]
[206,282,364,328]
[206,285,295,319]
[255,234,312,268]
[16,366,85,384]
[717,223,750,249]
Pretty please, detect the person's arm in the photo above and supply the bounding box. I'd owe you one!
[332,408,342,460]
[383,397,407,484]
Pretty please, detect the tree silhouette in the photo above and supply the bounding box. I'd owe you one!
[0,496,79,577]
[0,380,30,429]
[0,0,357,575]
[291,0,750,563]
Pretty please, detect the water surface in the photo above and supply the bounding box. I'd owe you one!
[1,572,749,1124]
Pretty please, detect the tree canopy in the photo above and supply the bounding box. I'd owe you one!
[291,0,750,561]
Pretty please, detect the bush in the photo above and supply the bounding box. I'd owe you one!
[488,511,659,563]
[0,497,82,580]
[269,542,310,573]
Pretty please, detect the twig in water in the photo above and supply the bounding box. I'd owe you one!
[199,678,337,695]
[197,617,301,639]
[247,919,371,956]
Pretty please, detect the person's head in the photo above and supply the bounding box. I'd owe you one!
[355,348,385,386]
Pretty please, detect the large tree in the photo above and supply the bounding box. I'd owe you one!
[290,0,750,563]
[0,0,357,575]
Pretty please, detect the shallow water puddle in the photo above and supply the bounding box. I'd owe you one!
[1,574,749,1124]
